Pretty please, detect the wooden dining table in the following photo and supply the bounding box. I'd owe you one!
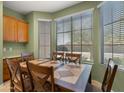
[20,59,92,92]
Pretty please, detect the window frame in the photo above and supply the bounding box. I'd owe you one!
[56,11,93,62]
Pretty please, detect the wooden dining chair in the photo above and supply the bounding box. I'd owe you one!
[65,53,81,64]
[6,58,34,92]
[21,52,34,62]
[52,52,64,61]
[85,58,118,92]
[27,62,55,92]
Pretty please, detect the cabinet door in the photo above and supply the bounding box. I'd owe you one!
[10,18,18,42]
[17,21,28,42]
[3,59,10,82]
[3,16,11,41]
[3,16,17,42]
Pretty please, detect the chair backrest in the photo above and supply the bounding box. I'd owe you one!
[21,52,34,62]
[102,58,118,92]
[6,59,34,92]
[27,62,55,92]
[6,59,25,91]
[65,53,81,64]
[52,52,64,61]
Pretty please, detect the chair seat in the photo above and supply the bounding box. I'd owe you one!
[85,83,102,92]
[14,77,33,92]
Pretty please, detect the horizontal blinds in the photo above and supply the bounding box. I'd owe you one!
[101,1,124,65]
[102,1,124,44]
[56,11,93,61]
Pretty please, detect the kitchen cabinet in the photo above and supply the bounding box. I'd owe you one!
[3,16,28,42]
[3,16,17,42]
[3,59,10,82]
[17,21,28,42]
[3,57,22,82]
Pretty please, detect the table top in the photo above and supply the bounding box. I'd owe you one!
[55,64,92,92]
[20,59,92,92]
[20,59,64,69]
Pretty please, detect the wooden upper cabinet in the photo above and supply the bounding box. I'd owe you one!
[3,16,28,42]
[3,16,17,42]
[17,21,28,42]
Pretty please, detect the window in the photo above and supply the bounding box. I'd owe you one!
[72,15,82,53]
[38,21,51,59]
[56,10,93,62]
[100,2,124,69]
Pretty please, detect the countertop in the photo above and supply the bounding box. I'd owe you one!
[3,55,21,59]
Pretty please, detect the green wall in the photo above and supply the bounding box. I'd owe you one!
[33,12,52,58]
[3,7,27,57]
[25,12,35,55]
[25,11,52,58]
[51,21,56,54]
[3,7,25,21]
[0,1,3,84]
[52,1,100,19]
[3,42,26,57]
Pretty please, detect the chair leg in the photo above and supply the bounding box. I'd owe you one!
[10,81,14,92]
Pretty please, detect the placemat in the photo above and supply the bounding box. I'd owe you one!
[54,64,85,84]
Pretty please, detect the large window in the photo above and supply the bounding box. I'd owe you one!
[100,2,124,68]
[56,10,93,62]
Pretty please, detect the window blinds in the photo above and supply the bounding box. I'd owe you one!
[101,1,124,66]
[102,2,124,44]
[56,10,93,61]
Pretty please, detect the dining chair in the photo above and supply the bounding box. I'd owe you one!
[85,58,118,92]
[65,53,81,64]
[52,52,64,62]
[27,61,55,92]
[21,52,34,62]
[6,58,34,92]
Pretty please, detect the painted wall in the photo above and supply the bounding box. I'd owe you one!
[0,1,3,84]
[52,1,124,91]
[25,11,52,58]
[3,7,25,20]
[3,7,27,57]
[25,12,35,55]
[3,42,26,57]
[52,1,100,19]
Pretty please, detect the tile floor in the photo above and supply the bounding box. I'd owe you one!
[0,80,102,92]
[0,80,10,92]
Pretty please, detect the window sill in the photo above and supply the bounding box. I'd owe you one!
[82,61,94,65]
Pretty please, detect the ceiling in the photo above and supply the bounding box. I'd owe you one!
[3,1,81,15]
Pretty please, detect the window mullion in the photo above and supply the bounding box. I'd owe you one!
[71,17,73,53]
[63,19,64,52]
[81,15,83,54]
[111,5,114,59]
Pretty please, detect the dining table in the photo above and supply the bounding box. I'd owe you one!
[20,59,92,92]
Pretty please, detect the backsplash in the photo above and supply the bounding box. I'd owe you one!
[3,42,27,57]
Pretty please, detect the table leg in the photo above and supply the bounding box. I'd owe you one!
[88,72,91,84]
